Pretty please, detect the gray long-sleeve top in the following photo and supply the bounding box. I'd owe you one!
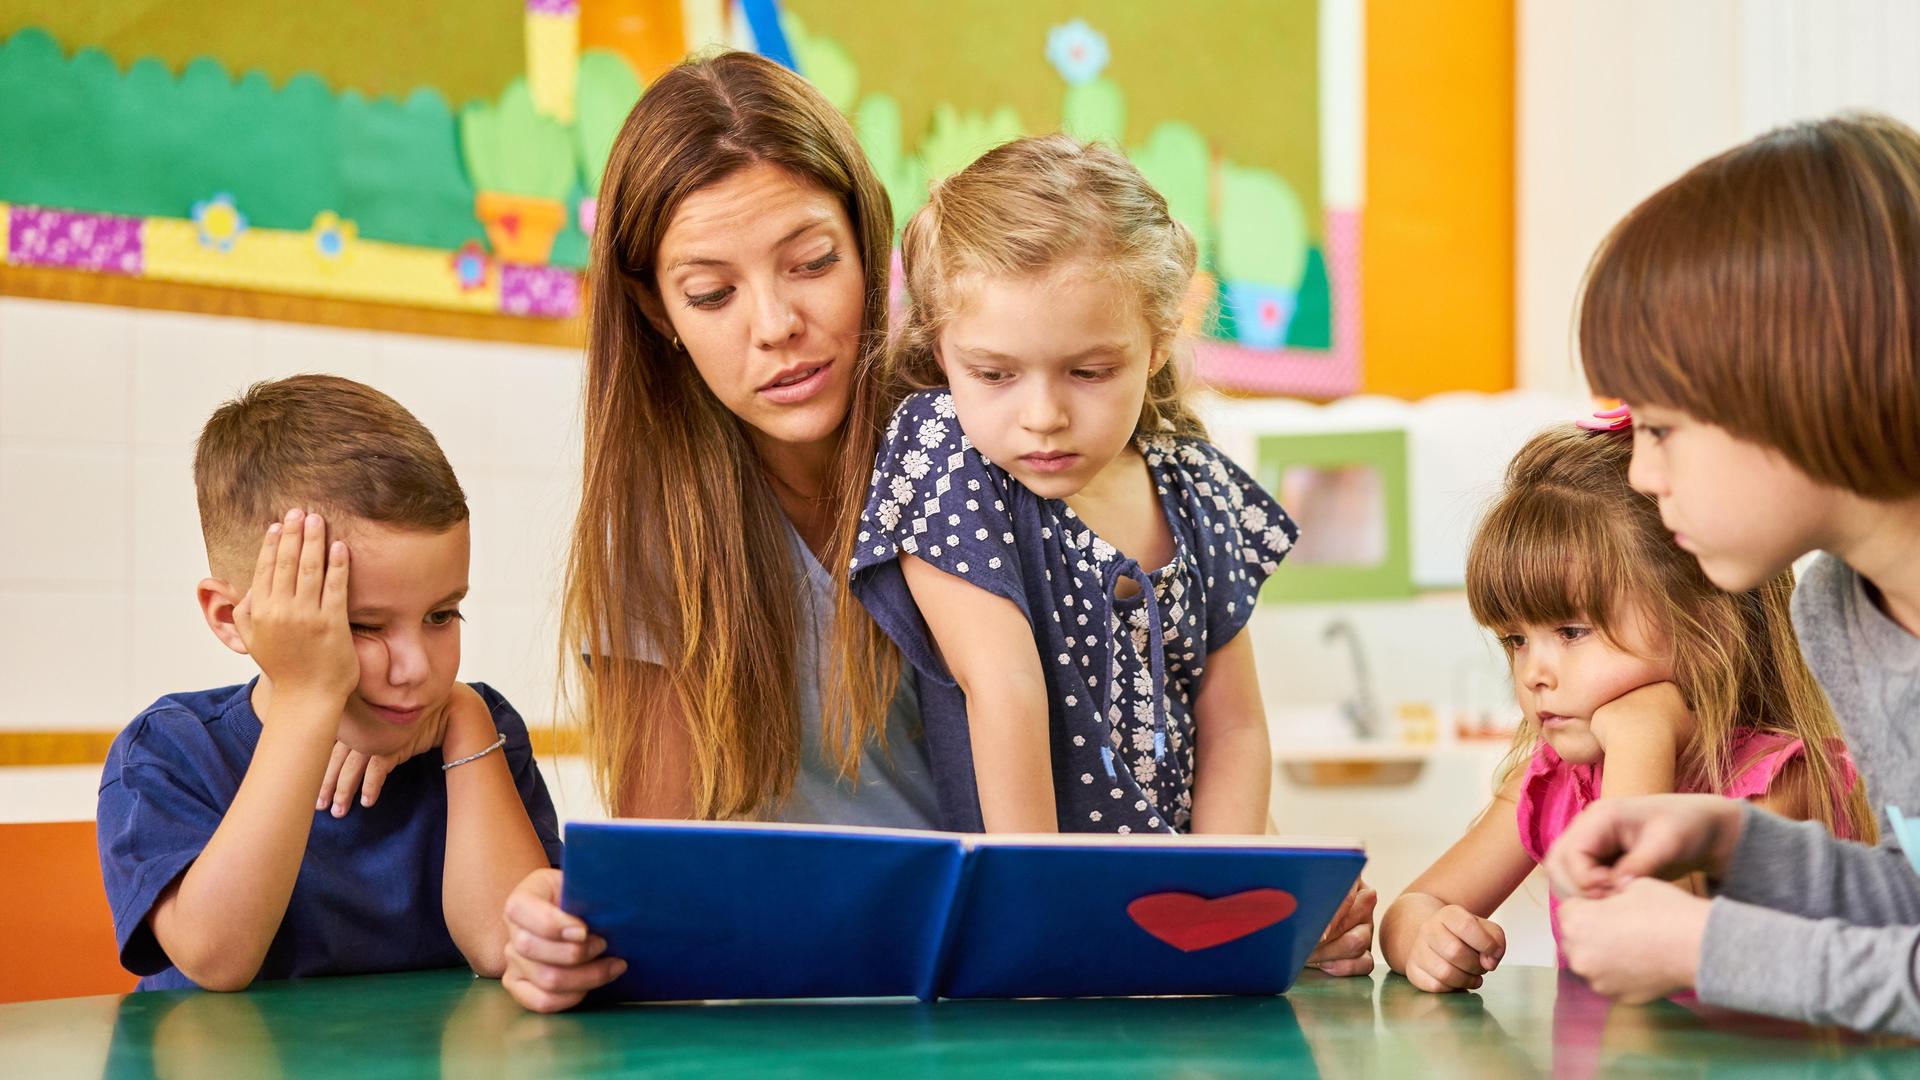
[1696,554,1920,1035]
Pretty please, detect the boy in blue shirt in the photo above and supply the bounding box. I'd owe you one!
[97,375,564,991]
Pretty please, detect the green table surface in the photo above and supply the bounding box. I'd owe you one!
[2,965,1915,1078]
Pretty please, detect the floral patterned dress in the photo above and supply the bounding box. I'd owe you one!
[849,389,1297,834]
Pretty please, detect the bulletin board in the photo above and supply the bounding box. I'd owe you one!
[0,0,1365,396]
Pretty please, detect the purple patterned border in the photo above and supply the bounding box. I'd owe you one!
[8,206,143,275]
[500,263,581,319]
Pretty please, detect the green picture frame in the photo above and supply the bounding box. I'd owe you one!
[1256,429,1412,603]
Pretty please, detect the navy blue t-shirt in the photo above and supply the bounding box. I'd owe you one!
[850,390,1297,835]
[96,680,565,991]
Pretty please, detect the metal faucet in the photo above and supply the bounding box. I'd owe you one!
[1323,618,1380,740]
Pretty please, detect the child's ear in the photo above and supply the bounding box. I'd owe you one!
[1147,339,1173,377]
[197,578,249,656]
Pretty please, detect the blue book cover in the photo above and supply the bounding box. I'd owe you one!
[562,820,1364,1003]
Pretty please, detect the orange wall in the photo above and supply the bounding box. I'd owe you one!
[1362,0,1515,398]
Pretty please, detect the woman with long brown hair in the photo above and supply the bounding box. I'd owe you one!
[499,51,1376,1012]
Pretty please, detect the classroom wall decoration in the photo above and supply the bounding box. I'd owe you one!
[0,0,1361,396]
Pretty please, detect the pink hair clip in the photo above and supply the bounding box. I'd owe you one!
[1577,403,1632,432]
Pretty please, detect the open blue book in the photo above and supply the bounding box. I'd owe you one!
[561,819,1365,1003]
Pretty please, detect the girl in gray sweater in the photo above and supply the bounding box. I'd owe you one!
[1542,112,1920,1037]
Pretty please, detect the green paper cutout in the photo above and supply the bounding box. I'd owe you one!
[1284,246,1331,350]
[574,50,643,196]
[784,10,859,114]
[1218,163,1308,288]
[1062,76,1125,145]
[1256,430,1413,604]
[1129,121,1214,269]
[917,103,1025,184]
[459,77,574,200]
[338,87,482,250]
[0,28,481,250]
[855,93,926,233]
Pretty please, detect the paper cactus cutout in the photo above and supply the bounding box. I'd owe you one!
[1129,121,1214,268]
[1062,77,1126,145]
[918,103,1025,184]
[574,50,644,195]
[459,77,575,201]
[1217,163,1308,288]
[784,11,859,113]
[856,93,927,232]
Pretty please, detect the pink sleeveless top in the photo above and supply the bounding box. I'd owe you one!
[1515,731,1860,966]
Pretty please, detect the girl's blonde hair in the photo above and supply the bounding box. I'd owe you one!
[1467,425,1875,841]
[561,51,901,819]
[893,133,1207,438]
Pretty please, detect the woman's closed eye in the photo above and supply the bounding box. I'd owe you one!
[684,286,733,310]
[798,250,841,275]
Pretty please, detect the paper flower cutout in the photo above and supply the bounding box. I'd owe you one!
[311,212,356,260]
[1047,20,1109,85]
[191,193,247,253]
[451,241,492,291]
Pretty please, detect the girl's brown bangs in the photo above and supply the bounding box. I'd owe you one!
[1467,493,1632,635]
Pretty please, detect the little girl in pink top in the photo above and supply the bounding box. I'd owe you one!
[1379,417,1873,992]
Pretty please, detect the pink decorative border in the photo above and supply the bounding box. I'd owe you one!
[8,206,143,275]
[1194,209,1359,399]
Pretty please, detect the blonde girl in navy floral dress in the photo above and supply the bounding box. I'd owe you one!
[850,135,1296,835]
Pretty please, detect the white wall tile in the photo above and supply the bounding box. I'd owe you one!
[375,334,504,473]
[467,463,576,609]
[458,596,563,728]
[256,322,388,387]
[128,587,256,707]
[494,345,583,473]
[0,586,134,730]
[131,309,266,447]
[131,445,204,586]
[0,299,134,446]
[0,444,132,583]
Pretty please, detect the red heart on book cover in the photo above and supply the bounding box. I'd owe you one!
[1127,888,1299,952]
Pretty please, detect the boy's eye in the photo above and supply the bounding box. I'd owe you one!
[968,368,1011,384]
[1556,625,1590,643]
[684,286,732,309]
[1498,633,1526,650]
[427,609,465,628]
[349,623,379,636]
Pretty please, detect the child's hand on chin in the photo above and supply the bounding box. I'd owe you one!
[1559,877,1709,1002]
[315,684,473,817]
[1590,681,1694,752]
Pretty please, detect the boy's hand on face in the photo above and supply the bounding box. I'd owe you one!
[316,684,481,815]
[235,509,357,711]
